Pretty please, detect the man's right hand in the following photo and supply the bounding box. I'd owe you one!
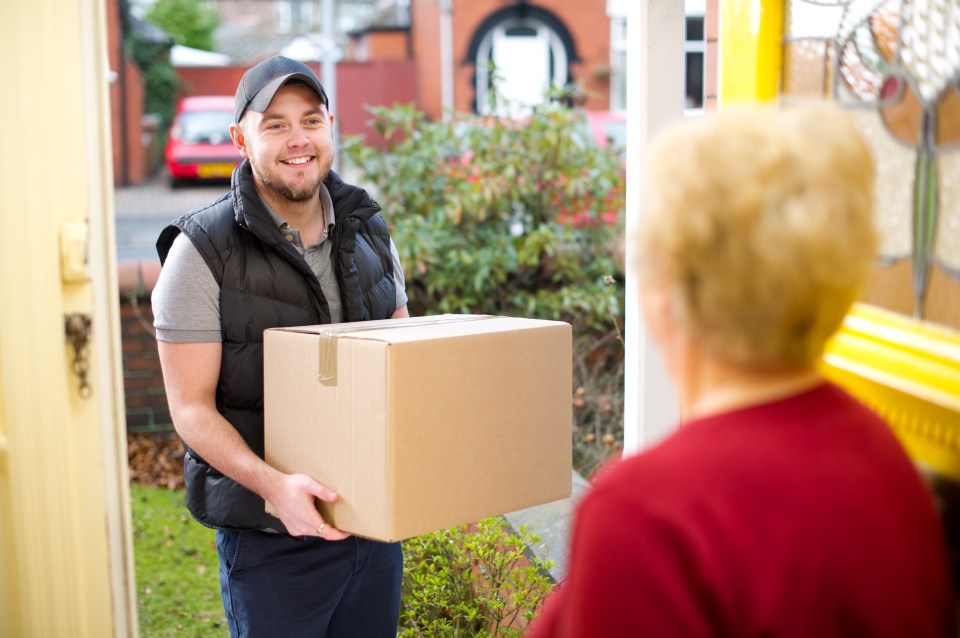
[158,341,351,541]
[265,472,351,541]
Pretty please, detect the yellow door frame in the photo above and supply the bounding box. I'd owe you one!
[0,1,137,635]
[720,0,784,104]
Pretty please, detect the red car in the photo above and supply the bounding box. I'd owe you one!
[584,110,626,158]
[164,96,242,186]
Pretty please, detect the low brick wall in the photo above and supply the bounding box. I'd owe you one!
[119,260,171,433]
[120,299,171,432]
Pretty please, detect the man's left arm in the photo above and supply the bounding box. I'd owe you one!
[389,238,410,318]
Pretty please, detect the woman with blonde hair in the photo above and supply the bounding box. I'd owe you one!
[528,103,954,637]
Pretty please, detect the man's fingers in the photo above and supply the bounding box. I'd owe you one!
[314,520,350,541]
[311,482,339,503]
[287,473,338,502]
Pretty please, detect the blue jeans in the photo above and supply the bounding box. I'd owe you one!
[216,529,402,638]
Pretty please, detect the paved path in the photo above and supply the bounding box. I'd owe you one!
[114,170,227,262]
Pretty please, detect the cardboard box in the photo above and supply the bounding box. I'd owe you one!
[264,314,572,542]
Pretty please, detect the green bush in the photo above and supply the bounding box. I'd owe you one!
[345,103,626,631]
[341,103,625,336]
[399,517,554,637]
[126,31,179,141]
[342,102,627,476]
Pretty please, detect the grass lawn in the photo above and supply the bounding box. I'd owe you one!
[130,483,228,637]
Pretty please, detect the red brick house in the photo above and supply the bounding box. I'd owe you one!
[351,0,615,120]
[108,0,714,183]
[350,0,716,118]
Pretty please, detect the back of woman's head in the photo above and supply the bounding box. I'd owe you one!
[637,102,877,368]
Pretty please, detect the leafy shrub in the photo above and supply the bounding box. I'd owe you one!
[399,517,554,637]
[343,103,626,475]
[345,104,626,632]
[341,103,625,336]
[572,331,625,478]
[126,25,179,144]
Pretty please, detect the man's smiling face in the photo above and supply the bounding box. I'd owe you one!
[232,81,334,203]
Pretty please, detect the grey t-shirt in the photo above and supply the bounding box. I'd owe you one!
[153,184,408,343]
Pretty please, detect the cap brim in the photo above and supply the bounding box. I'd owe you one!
[245,72,327,116]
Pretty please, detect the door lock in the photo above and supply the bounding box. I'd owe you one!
[65,313,93,398]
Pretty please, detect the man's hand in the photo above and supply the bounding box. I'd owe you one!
[263,472,350,540]
[159,340,350,541]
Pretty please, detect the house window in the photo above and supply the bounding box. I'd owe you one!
[275,0,316,34]
[685,14,705,111]
[475,18,569,117]
[610,0,704,114]
[609,17,627,112]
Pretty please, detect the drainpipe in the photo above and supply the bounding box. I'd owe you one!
[321,0,340,170]
[438,0,454,120]
[118,1,129,185]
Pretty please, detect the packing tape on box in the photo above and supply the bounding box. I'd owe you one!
[318,314,494,385]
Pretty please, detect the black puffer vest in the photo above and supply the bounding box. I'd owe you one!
[156,160,397,532]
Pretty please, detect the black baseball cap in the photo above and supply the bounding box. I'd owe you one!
[234,55,329,123]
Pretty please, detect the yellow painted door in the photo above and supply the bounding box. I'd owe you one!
[0,1,136,636]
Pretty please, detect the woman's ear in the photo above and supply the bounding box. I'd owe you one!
[639,278,690,384]
[639,281,675,342]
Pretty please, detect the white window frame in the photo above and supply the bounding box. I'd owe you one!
[275,0,315,34]
[475,18,569,117]
[684,11,707,115]
[275,0,293,33]
[609,16,628,112]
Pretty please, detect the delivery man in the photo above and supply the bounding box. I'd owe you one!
[153,55,409,637]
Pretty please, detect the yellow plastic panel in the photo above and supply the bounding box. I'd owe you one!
[821,304,960,480]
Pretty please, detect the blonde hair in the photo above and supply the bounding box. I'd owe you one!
[637,102,877,367]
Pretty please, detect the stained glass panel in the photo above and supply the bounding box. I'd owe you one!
[784,0,960,328]
[847,109,914,259]
[783,40,831,96]
[938,149,960,273]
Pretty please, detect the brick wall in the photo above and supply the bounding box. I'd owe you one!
[413,0,612,120]
[411,0,442,120]
[107,0,151,186]
[120,299,171,432]
[360,31,410,61]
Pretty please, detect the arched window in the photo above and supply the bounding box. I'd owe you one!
[466,6,579,116]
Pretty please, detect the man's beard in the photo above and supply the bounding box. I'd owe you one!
[253,157,333,203]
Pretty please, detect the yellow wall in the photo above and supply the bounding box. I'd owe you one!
[0,1,136,636]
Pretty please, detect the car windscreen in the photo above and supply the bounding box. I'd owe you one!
[178,110,234,144]
[602,120,626,150]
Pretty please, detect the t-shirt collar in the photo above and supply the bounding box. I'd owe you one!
[260,182,336,235]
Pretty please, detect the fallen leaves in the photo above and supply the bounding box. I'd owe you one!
[128,432,185,489]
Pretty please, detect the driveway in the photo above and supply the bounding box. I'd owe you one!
[113,169,227,262]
